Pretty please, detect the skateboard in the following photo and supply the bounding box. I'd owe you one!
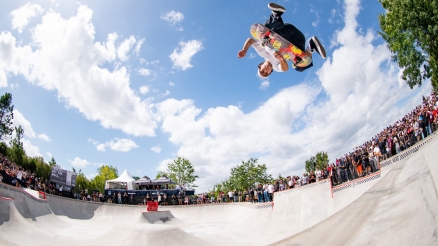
[250,23,311,67]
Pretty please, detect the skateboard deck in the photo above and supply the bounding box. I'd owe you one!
[250,23,311,67]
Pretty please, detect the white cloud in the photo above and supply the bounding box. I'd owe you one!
[260,80,269,90]
[47,152,52,158]
[12,109,36,138]
[310,8,320,27]
[23,139,41,157]
[13,109,51,142]
[160,11,184,24]
[139,85,149,95]
[138,68,152,76]
[151,145,161,153]
[38,133,51,142]
[169,81,175,86]
[134,38,144,56]
[0,5,157,136]
[69,157,89,168]
[161,90,170,97]
[92,138,139,152]
[11,3,44,33]
[117,35,136,61]
[169,40,204,70]
[88,138,99,145]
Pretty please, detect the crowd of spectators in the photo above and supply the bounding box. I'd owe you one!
[1,93,437,206]
[211,92,438,204]
[0,153,50,192]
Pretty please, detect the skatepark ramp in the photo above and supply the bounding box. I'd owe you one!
[0,133,437,245]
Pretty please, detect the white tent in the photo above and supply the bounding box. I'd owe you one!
[105,169,137,190]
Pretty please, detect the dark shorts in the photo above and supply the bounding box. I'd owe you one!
[274,24,306,52]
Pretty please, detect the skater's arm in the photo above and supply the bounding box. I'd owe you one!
[238,38,256,58]
[274,51,288,72]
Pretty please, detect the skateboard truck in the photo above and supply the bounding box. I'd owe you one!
[261,31,272,47]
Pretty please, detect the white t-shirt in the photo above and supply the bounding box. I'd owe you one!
[251,43,284,72]
[228,191,233,198]
[315,170,322,179]
[373,146,381,156]
[268,184,274,193]
[16,171,23,180]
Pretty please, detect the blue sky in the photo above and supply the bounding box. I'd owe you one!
[0,0,431,192]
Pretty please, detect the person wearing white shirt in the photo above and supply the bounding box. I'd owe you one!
[228,191,234,203]
[268,183,275,202]
[237,3,326,78]
[315,168,322,181]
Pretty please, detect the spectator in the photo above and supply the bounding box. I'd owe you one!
[301,173,308,186]
[263,184,270,202]
[308,172,316,184]
[228,190,233,203]
[117,192,122,204]
[256,184,264,203]
[233,190,238,203]
[279,180,285,191]
[162,193,168,205]
[157,193,162,205]
[177,192,183,205]
[268,182,274,202]
[315,168,322,181]
[339,159,347,183]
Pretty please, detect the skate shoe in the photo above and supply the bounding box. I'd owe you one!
[268,3,286,12]
[308,36,326,59]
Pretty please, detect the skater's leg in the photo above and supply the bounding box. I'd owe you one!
[264,12,284,30]
[265,3,286,30]
[306,36,326,59]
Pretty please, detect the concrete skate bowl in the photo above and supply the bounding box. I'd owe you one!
[0,133,437,246]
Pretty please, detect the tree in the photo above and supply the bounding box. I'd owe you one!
[305,151,329,173]
[90,165,118,192]
[305,156,316,173]
[75,169,90,191]
[156,171,169,179]
[315,151,329,171]
[48,157,57,167]
[0,142,7,156]
[0,92,14,140]
[132,176,140,181]
[33,156,50,180]
[229,158,272,191]
[166,157,198,188]
[378,0,438,90]
[8,125,25,167]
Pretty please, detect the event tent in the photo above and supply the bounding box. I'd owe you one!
[133,176,177,185]
[105,169,136,190]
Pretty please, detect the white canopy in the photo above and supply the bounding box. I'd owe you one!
[105,169,137,190]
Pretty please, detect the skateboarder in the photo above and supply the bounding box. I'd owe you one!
[238,3,326,78]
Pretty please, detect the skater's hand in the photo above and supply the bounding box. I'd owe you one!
[274,51,284,61]
[238,49,247,58]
